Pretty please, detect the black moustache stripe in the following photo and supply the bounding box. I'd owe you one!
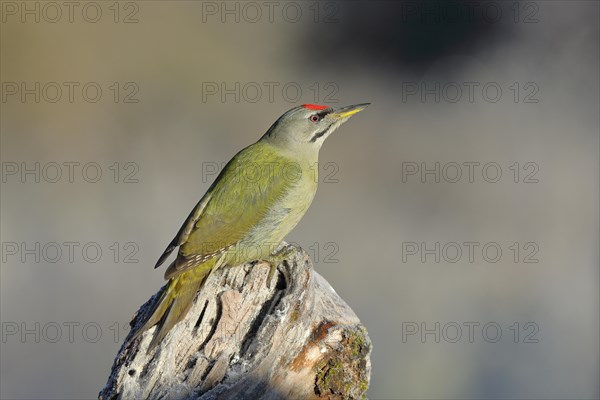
[310,127,329,143]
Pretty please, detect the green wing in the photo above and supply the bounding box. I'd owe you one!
[158,141,292,280]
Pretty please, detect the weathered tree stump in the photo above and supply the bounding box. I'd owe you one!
[99,244,371,400]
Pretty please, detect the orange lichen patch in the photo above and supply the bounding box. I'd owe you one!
[289,321,337,372]
[312,321,336,343]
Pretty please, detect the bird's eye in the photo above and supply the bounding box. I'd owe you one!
[310,115,320,123]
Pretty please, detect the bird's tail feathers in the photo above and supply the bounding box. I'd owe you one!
[132,259,216,352]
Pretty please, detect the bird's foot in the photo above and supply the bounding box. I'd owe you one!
[264,244,299,288]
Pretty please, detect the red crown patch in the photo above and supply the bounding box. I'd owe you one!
[302,104,329,110]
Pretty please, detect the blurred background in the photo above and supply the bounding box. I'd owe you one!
[1,1,598,399]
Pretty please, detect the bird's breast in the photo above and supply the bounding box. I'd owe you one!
[240,168,317,259]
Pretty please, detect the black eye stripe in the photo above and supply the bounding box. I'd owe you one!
[316,110,331,118]
[310,110,330,122]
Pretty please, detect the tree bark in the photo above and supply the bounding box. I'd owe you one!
[99,244,371,400]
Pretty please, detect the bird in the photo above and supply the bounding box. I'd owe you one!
[134,103,369,350]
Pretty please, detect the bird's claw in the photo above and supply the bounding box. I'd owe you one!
[265,244,299,288]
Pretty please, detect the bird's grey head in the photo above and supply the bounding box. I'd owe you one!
[261,103,369,154]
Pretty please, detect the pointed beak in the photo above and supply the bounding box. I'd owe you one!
[329,103,370,120]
